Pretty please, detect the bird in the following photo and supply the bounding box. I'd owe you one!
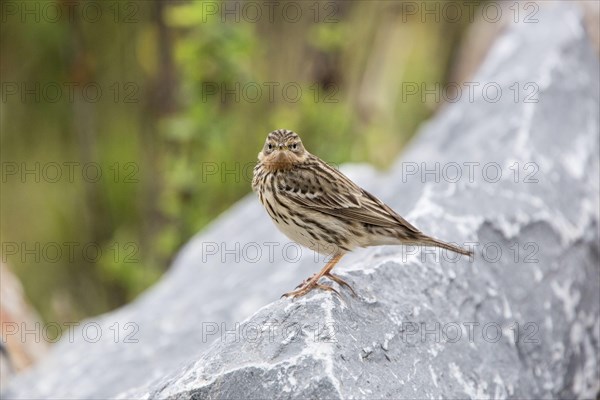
[252,129,473,298]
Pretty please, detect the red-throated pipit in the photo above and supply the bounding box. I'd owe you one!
[252,129,472,298]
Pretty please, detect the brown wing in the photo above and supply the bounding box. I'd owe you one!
[278,155,420,233]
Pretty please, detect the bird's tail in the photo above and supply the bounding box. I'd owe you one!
[411,235,473,256]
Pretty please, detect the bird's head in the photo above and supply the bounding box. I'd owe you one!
[258,129,308,171]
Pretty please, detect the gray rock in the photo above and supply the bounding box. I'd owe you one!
[4,2,599,399]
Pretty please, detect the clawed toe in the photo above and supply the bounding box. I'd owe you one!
[325,273,357,297]
[314,283,340,297]
[282,282,340,299]
[282,283,316,299]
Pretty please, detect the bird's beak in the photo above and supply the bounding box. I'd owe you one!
[267,147,293,170]
[274,150,289,162]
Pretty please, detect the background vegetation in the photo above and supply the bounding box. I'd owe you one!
[1,0,477,325]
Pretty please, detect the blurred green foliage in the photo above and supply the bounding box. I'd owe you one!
[1,0,474,325]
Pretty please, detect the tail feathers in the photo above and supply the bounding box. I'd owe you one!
[412,236,473,256]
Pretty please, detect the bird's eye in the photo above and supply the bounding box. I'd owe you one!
[267,143,273,150]
[291,143,298,150]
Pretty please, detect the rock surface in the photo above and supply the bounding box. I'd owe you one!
[4,3,599,399]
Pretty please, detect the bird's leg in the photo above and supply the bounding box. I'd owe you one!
[294,273,315,289]
[283,254,344,298]
[314,254,357,296]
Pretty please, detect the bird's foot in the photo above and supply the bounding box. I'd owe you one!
[283,272,355,299]
[324,272,357,297]
[282,281,339,299]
